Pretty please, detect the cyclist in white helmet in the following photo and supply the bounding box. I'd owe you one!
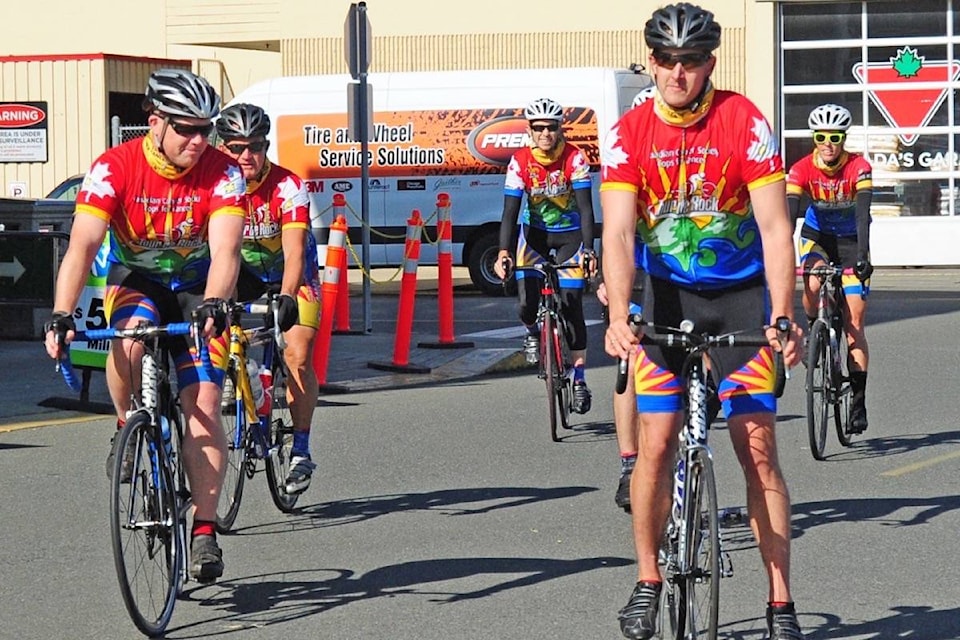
[787,103,873,433]
[44,68,245,583]
[494,97,597,414]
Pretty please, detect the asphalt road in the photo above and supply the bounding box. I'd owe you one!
[1,268,959,639]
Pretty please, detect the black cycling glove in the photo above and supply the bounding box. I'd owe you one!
[194,298,228,335]
[44,311,76,344]
[276,294,299,332]
[854,259,873,282]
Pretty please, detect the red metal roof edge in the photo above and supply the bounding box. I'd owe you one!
[0,53,192,65]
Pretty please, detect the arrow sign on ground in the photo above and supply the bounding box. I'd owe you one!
[0,256,26,282]
[853,46,960,147]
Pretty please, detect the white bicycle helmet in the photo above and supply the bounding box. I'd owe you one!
[524,98,564,122]
[808,104,852,131]
[143,68,221,120]
[632,86,657,108]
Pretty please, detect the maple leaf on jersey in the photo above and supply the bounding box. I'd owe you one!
[600,126,629,179]
[81,161,117,203]
[892,46,924,78]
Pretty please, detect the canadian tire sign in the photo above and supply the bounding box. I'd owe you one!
[0,101,49,163]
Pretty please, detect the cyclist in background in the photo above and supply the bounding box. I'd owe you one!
[600,4,805,639]
[787,103,873,433]
[494,97,597,414]
[216,103,323,495]
[43,68,245,583]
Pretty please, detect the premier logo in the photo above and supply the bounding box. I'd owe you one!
[466,116,531,166]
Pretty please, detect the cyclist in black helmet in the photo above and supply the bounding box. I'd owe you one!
[602,4,806,639]
[216,103,323,495]
[44,68,245,584]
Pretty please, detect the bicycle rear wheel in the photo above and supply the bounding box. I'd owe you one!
[541,313,561,442]
[805,320,831,460]
[216,362,248,533]
[110,411,180,637]
[678,452,720,639]
[834,323,853,447]
[264,359,299,512]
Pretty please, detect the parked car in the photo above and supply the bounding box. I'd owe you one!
[46,174,84,201]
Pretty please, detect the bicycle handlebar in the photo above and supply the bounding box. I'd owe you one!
[57,321,200,393]
[242,294,287,351]
[614,313,788,395]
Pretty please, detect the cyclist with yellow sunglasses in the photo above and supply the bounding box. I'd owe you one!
[787,103,873,434]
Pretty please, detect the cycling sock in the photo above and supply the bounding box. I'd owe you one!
[620,452,637,474]
[116,418,125,431]
[292,430,311,457]
[769,601,793,610]
[573,365,585,383]
[192,520,216,539]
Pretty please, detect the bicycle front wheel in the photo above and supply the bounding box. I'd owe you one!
[264,359,299,512]
[554,316,572,431]
[805,320,831,460]
[834,323,853,447]
[541,313,560,442]
[110,411,180,637]
[679,452,720,639]
[216,362,248,533]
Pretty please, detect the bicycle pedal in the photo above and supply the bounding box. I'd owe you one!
[720,551,734,578]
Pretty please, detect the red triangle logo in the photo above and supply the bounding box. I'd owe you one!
[852,46,960,146]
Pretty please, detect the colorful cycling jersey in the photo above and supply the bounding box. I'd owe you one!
[600,90,784,290]
[786,151,872,237]
[75,136,246,291]
[504,142,592,232]
[240,161,318,286]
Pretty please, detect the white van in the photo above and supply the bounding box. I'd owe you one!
[227,66,652,294]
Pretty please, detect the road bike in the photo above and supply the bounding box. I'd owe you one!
[801,264,859,460]
[513,259,581,442]
[59,315,209,637]
[616,314,784,639]
[217,294,299,532]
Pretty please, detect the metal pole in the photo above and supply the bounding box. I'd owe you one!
[358,1,372,333]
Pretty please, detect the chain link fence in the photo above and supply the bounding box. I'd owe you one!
[110,116,149,147]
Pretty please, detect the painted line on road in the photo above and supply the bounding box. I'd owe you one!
[464,319,603,340]
[0,414,106,433]
[880,449,960,477]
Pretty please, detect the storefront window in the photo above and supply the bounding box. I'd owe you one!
[781,1,958,217]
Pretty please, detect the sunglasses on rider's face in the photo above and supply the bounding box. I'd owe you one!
[168,120,214,138]
[530,123,560,133]
[652,50,712,70]
[224,140,269,155]
[813,132,846,145]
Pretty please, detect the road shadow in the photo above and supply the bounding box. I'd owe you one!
[817,429,960,462]
[720,605,960,639]
[171,555,633,638]
[791,494,960,538]
[228,485,598,536]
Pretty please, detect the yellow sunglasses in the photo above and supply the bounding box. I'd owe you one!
[813,132,845,145]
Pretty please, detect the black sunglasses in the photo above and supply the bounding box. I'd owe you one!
[652,50,712,70]
[168,120,214,138]
[530,123,560,133]
[224,140,269,155]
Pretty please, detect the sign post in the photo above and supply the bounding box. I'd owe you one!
[344,1,373,333]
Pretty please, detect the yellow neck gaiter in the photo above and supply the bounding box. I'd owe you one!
[530,138,565,165]
[653,82,715,128]
[245,159,272,194]
[813,149,849,176]
[142,133,194,179]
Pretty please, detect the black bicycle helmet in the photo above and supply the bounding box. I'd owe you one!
[143,68,220,120]
[216,103,271,140]
[644,3,721,52]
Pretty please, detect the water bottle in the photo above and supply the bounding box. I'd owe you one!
[160,415,173,458]
[247,358,264,410]
[257,366,273,417]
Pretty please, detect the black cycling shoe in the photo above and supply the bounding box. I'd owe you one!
[767,602,806,640]
[572,381,592,414]
[615,468,632,513]
[848,398,868,434]
[105,433,135,483]
[190,534,224,583]
[618,581,661,640]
